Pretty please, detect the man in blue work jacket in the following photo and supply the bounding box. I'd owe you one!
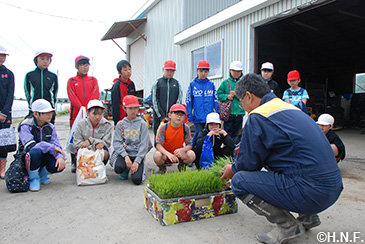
[221,73,343,244]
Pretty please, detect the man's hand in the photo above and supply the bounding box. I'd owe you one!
[221,164,234,181]
[96,143,104,150]
[125,156,133,170]
[130,162,139,174]
[80,140,90,148]
[55,157,66,171]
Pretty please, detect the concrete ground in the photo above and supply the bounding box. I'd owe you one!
[0,114,364,244]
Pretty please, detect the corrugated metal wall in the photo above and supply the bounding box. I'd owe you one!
[183,0,241,29]
[126,0,317,99]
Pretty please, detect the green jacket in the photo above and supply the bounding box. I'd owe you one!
[217,77,245,115]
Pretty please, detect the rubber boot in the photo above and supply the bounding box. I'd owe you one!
[0,159,6,179]
[39,167,51,185]
[240,194,305,244]
[119,169,129,180]
[71,153,77,173]
[27,169,41,192]
[297,214,321,230]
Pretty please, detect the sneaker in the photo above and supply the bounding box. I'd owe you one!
[178,162,187,172]
[71,163,76,173]
[119,169,129,180]
[158,164,167,174]
[187,162,194,167]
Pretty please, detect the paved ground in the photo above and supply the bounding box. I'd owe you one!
[0,114,364,244]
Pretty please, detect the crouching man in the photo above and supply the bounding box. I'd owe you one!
[221,74,343,244]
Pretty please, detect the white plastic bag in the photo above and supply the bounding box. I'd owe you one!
[76,148,108,186]
[64,106,87,154]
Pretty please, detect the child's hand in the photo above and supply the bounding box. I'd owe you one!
[55,157,66,171]
[0,114,6,123]
[54,147,66,158]
[174,148,184,158]
[218,129,228,137]
[167,152,179,163]
[80,140,90,148]
[125,156,133,169]
[96,143,104,150]
[130,162,139,174]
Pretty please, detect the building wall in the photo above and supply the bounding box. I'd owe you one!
[127,0,316,100]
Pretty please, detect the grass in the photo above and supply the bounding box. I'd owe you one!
[149,156,233,199]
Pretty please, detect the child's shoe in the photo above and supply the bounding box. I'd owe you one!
[158,164,167,174]
[0,159,6,179]
[178,162,187,172]
[39,167,51,184]
[119,169,129,180]
[27,169,41,192]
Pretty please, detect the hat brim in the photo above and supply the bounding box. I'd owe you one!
[316,121,331,126]
[164,68,176,70]
[34,108,55,113]
[124,104,140,108]
[37,53,53,57]
[88,105,105,110]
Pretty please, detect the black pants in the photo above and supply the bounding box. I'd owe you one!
[114,155,144,185]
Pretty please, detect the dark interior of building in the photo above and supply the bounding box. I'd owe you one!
[256,0,365,126]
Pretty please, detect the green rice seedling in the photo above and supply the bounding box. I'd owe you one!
[207,156,233,178]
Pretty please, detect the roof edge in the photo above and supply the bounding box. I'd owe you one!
[131,0,161,19]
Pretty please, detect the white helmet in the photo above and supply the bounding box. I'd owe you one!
[206,112,221,124]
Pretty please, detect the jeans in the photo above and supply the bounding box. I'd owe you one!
[114,155,144,185]
[224,115,243,140]
[26,148,63,174]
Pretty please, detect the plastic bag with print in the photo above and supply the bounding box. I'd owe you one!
[76,148,108,186]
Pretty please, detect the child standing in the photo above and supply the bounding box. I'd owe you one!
[67,55,100,172]
[0,45,15,179]
[73,100,113,165]
[111,95,152,185]
[282,70,309,113]
[186,60,218,144]
[152,60,183,136]
[24,50,58,124]
[18,99,66,192]
[316,113,345,163]
[111,60,136,126]
[154,104,196,174]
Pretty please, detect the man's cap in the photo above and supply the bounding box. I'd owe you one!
[230,61,243,71]
[169,104,186,114]
[287,70,300,81]
[316,113,334,126]
[206,112,221,124]
[197,60,210,69]
[261,62,274,71]
[163,60,176,70]
[87,100,105,110]
[75,55,90,66]
[0,45,9,55]
[35,49,53,58]
[31,99,55,113]
[123,95,140,107]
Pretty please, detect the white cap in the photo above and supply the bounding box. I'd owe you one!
[31,99,55,113]
[206,112,221,124]
[87,100,105,110]
[261,62,274,71]
[230,61,243,71]
[316,114,334,126]
[35,49,53,57]
[0,45,9,55]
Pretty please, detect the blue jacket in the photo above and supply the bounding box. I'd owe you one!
[186,78,218,123]
[0,65,15,127]
[233,92,342,213]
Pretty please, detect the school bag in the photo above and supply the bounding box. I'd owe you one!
[5,153,29,193]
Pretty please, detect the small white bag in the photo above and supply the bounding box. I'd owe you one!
[65,107,87,154]
[76,148,108,186]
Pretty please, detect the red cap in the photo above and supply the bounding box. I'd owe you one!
[75,55,90,65]
[122,95,140,107]
[169,104,186,114]
[197,60,210,69]
[163,60,176,70]
[287,70,300,81]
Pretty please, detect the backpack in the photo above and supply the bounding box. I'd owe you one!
[5,153,29,193]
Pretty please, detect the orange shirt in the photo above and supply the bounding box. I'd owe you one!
[156,123,192,154]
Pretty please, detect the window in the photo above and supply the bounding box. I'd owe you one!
[355,73,365,93]
[191,41,222,79]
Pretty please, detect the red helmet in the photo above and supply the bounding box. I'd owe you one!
[197,60,210,69]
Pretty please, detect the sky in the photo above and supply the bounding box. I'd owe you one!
[0,0,148,99]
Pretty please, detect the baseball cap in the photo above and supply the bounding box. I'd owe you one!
[230,61,243,71]
[163,60,176,70]
[87,100,105,110]
[316,114,334,126]
[169,104,186,114]
[197,60,210,69]
[75,55,90,66]
[123,95,140,107]
[31,99,55,113]
[0,45,9,55]
[261,62,274,71]
[35,49,53,58]
[287,70,300,81]
[206,112,221,124]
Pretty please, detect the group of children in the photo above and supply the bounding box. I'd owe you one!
[0,44,345,192]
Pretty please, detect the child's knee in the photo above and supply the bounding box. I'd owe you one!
[153,151,164,164]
